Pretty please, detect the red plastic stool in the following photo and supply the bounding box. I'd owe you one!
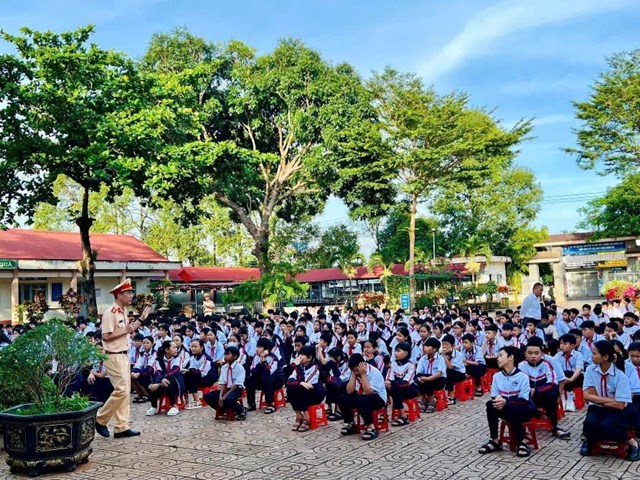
[499,420,539,451]
[355,407,389,433]
[590,441,627,459]
[199,384,219,406]
[391,397,421,422]
[158,394,186,413]
[480,374,492,394]
[486,368,499,384]
[454,377,475,402]
[308,403,329,429]
[557,401,565,421]
[215,396,245,421]
[434,390,448,412]
[259,387,286,410]
[573,388,585,410]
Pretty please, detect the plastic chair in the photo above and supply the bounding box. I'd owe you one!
[355,406,389,433]
[590,440,627,459]
[158,394,186,413]
[573,388,585,410]
[215,395,245,421]
[308,403,329,430]
[259,387,287,410]
[434,390,448,412]
[499,420,539,451]
[454,377,475,402]
[391,397,421,422]
[199,384,218,406]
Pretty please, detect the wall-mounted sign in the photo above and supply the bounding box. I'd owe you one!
[597,259,628,268]
[0,259,17,269]
[562,241,626,256]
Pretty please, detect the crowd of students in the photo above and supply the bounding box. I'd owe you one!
[6,298,640,459]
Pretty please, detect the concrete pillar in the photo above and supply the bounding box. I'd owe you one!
[528,264,540,281]
[11,270,19,325]
[120,269,127,283]
[552,262,566,305]
[70,271,78,291]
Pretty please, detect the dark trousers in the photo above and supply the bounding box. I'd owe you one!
[286,384,326,412]
[132,374,152,395]
[466,364,487,388]
[184,371,216,394]
[338,392,386,426]
[87,378,114,404]
[326,380,348,405]
[487,399,536,444]
[245,373,284,406]
[446,369,467,392]
[583,404,633,442]
[417,376,446,396]
[203,387,244,415]
[532,385,560,428]
[563,371,584,392]
[485,358,499,369]
[149,382,180,408]
[631,397,640,434]
[389,384,419,410]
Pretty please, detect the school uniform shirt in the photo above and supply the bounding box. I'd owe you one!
[386,360,416,387]
[610,332,632,349]
[583,363,632,406]
[343,342,363,357]
[452,334,464,350]
[129,344,142,365]
[624,359,640,395]
[218,360,246,388]
[518,359,557,390]
[132,350,156,375]
[473,331,485,348]
[328,360,352,383]
[496,335,521,350]
[417,353,447,378]
[578,342,594,367]
[287,362,321,386]
[554,350,584,374]
[491,368,531,401]
[544,354,566,383]
[241,338,257,358]
[151,356,182,383]
[205,341,224,364]
[445,350,466,374]
[368,353,385,372]
[176,348,191,369]
[250,353,282,378]
[463,346,486,365]
[154,335,170,350]
[357,330,369,343]
[482,338,499,358]
[355,364,388,403]
[410,329,421,345]
[376,339,389,356]
[623,325,640,336]
[188,352,213,377]
[554,319,573,337]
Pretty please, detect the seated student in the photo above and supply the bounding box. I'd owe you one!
[285,336,307,379]
[246,338,285,413]
[462,333,487,397]
[129,333,143,366]
[343,330,362,357]
[84,343,114,404]
[173,333,191,370]
[554,333,584,412]
[413,324,431,361]
[416,337,447,413]
[385,342,418,427]
[203,346,247,420]
[626,342,640,437]
[363,339,385,373]
[286,345,326,432]
[451,321,465,351]
[184,338,216,410]
[338,353,388,441]
[482,324,500,369]
[478,346,538,458]
[605,320,632,349]
[322,347,351,421]
[131,335,156,403]
[519,337,570,439]
[580,340,640,460]
[145,340,186,417]
[623,312,640,336]
[204,328,225,367]
[442,334,467,405]
[497,323,520,350]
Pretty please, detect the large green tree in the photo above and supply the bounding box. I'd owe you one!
[141,29,393,275]
[368,68,532,307]
[0,27,169,315]
[308,223,360,269]
[567,50,640,176]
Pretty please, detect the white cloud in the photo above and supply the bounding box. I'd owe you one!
[417,0,635,80]
[534,114,575,126]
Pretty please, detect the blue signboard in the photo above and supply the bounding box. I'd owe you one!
[400,293,410,309]
[562,241,625,256]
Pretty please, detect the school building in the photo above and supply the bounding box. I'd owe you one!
[525,233,640,303]
[0,229,180,323]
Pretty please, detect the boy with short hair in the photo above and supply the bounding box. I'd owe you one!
[554,333,584,412]
[203,346,247,420]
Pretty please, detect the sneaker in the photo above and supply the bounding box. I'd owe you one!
[167,406,180,416]
[145,407,158,416]
[627,444,640,461]
[565,397,576,413]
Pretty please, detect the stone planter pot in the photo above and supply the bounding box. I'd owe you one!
[0,401,101,477]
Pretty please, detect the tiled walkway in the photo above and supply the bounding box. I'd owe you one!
[1,398,636,479]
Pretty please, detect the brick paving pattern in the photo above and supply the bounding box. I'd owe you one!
[1,398,636,479]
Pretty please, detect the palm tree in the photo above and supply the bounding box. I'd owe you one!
[368,253,394,300]
[339,253,366,308]
[460,236,492,285]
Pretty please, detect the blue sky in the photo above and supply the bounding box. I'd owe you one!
[2,0,640,251]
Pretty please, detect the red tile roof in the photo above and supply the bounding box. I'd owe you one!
[168,267,260,284]
[295,264,408,283]
[0,229,169,262]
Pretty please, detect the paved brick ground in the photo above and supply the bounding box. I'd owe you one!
[1,397,636,480]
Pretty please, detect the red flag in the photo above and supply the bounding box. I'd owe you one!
[177,269,193,283]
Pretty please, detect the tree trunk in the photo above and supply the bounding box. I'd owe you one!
[408,194,417,310]
[76,187,98,318]
[252,227,273,311]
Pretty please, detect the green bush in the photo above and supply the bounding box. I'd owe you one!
[0,319,103,414]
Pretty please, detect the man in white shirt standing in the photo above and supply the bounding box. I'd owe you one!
[521,283,543,327]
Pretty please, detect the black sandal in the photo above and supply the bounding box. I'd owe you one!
[516,443,531,457]
[235,407,247,421]
[340,422,357,436]
[553,428,570,440]
[475,388,483,397]
[263,405,277,414]
[391,417,409,427]
[361,428,378,440]
[478,439,503,454]
[328,412,343,421]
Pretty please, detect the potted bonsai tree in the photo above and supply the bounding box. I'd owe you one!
[0,319,103,477]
